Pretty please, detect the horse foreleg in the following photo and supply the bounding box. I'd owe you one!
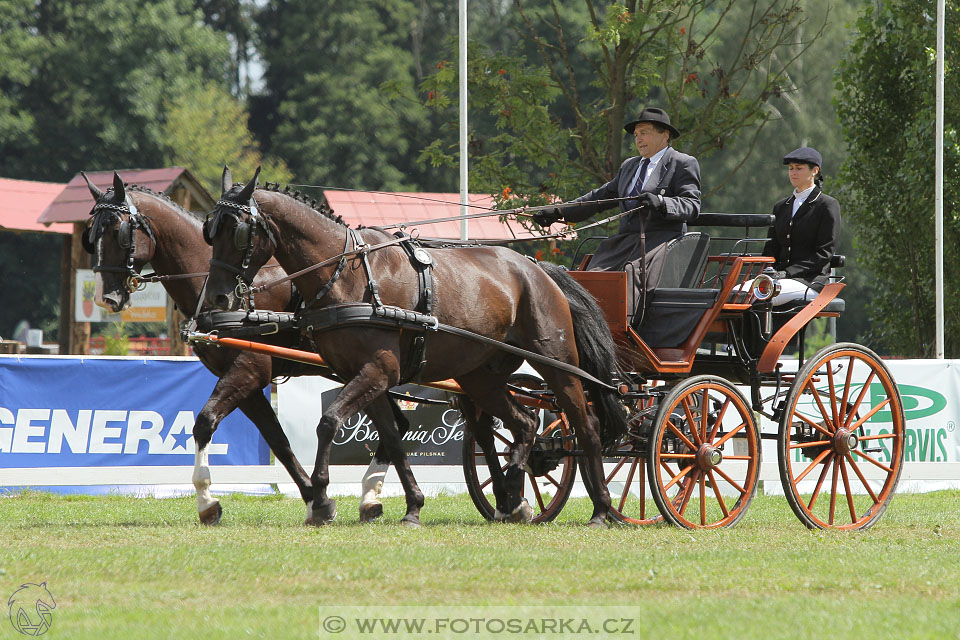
[192,396,227,525]
[455,395,509,515]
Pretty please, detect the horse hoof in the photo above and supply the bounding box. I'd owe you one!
[309,501,337,526]
[359,502,383,523]
[493,509,508,522]
[587,516,609,529]
[401,515,421,528]
[509,499,534,524]
[199,501,222,526]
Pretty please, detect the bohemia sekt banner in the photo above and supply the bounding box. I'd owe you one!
[0,357,270,471]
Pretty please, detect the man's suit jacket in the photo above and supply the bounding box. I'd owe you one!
[763,186,841,290]
[562,147,701,247]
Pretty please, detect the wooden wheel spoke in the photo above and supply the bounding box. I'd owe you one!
[711,465,746,495]
[479,476,494,491]
[842,371,876,430]
[666,421,697,451]
[708,470,730,517]
[605,457,629,485]
[663,463,695,491]
[794,448,833,483]
[713,422,746,448]
[789,440,832,450]
[700,388,710,444]
[661,453,696,459]
[829,456,840,526]
[838,355,856,426]
[845,453,880,504]
[851,450,894,474]
[839,455,858,523]
[542,471,562,489]
[528,476,546,511]
[826,358,840,430]
[806,378,835,432]
[681,397,703,446]
[723,455,753,461]
[493,430,513,447]
[806,453,834,511]
[617,458,641,512]
[859,433,898,442]
[699,472,707,526]
[792,410,834,438]
[676,471,698,516]
[847,398,891,432]
[707,397,731,442]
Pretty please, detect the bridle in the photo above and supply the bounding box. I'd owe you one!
[204,195,277,304]
[88,195,156,293]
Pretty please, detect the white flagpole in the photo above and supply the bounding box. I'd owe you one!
[935,0,945,358]
[459,0,469,241]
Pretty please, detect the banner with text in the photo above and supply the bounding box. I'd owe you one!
[0,356,270,468]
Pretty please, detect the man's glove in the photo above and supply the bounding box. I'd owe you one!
[636,192,663,215]
[533,208,563,227]
[763,267,787,279]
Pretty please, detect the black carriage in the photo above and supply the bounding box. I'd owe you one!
[461,213,905,530]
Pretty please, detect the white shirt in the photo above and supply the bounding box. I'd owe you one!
[791,185,815,217]
[628,146,669,194]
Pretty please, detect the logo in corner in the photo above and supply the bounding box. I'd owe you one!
[8,582,56,636]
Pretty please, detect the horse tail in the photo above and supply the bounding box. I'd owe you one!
[538,262,627,448]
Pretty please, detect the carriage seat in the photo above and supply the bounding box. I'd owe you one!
[634,232,717,348]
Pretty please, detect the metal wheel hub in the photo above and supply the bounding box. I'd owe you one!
[833,428,858,455]
[696,444,723,470]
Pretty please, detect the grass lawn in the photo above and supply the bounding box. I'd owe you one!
[1,490,958,639]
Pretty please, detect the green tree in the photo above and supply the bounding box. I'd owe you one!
[835,0,960,356]
[162,83,292,196]
[0,0,233,182]
[421,0,822,208]
[252,0,441,191]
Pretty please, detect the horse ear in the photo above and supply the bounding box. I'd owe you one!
[221,166,233,195]
[237,166,260,202]
[112,172,125,201]
[81,171,104,201]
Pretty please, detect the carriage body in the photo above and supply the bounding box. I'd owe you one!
[541,214,906,530]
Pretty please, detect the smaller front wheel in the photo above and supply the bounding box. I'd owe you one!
[461,375,577,523]
[647,376,761,529]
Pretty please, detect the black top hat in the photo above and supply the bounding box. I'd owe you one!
[624,107,681,139]
[782,147,822,168]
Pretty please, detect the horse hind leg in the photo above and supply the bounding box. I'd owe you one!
[364,396,424,527]
[455,394,510,517]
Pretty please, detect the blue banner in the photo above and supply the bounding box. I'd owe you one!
[0,357,270,468]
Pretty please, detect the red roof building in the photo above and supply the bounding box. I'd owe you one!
[324,191,539,242]
[0,177,70,234]
[38,167,214,224]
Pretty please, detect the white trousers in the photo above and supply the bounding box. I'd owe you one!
[771,278,817,306]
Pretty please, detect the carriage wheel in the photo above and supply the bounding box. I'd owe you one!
[777,343,905,530]
[461,375,577,523]
[587,396,664,526]
[647,376,761,529]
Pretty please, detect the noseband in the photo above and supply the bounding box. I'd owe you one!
[90,196,156,292]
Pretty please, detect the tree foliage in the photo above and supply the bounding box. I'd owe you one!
[835,0,960,356]
[420,0,822,208]
[162,84,292,196]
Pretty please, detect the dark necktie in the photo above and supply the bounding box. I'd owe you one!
[630,158,650,198]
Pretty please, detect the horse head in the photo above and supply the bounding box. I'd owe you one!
[203,165,278,310]
[81,171,157,312]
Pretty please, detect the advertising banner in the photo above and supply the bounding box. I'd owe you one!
[277,377,466,467]
[75,269,167,323]
[0,356,270,469]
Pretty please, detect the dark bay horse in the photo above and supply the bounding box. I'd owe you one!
[80,172,390,524]
[203,167,627,527]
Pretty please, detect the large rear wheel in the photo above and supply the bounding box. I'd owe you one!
[648,376,761,529]
[461,375,577,523]
[777,343,905,530]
